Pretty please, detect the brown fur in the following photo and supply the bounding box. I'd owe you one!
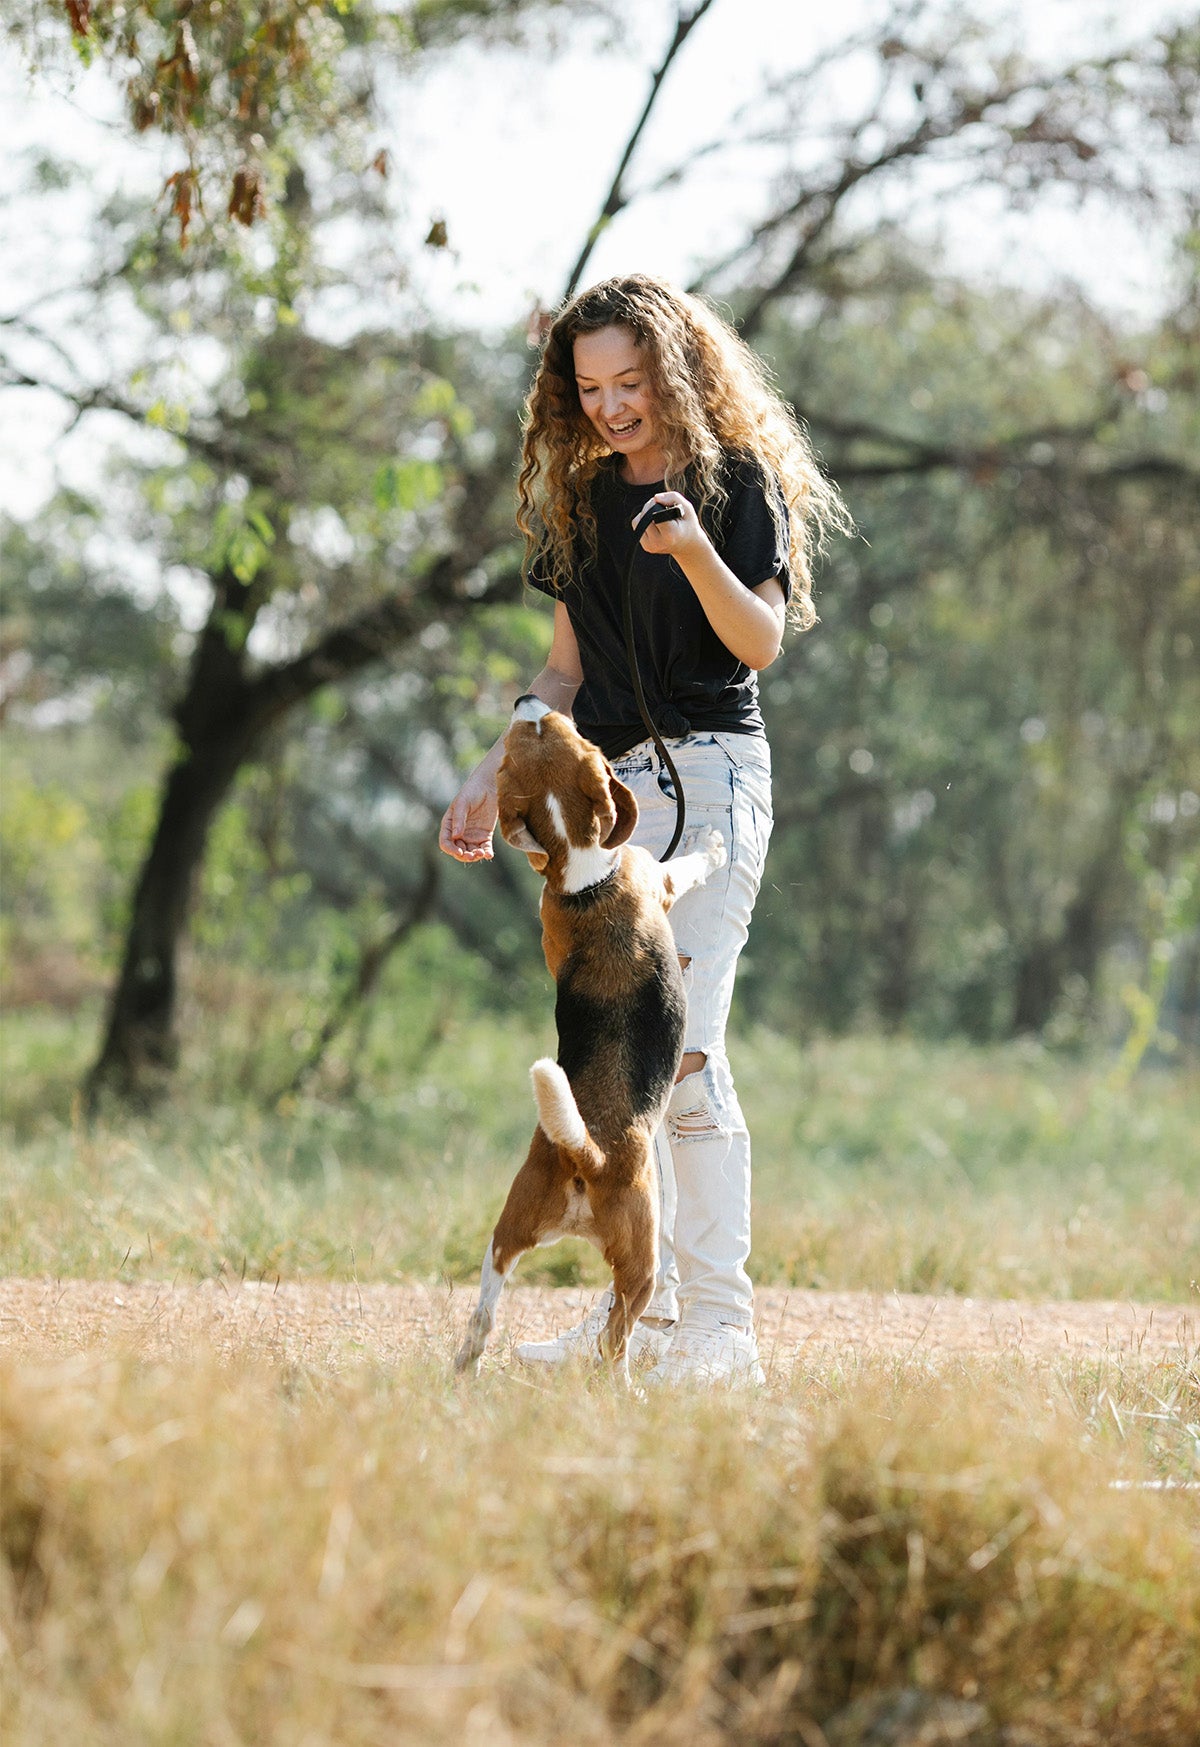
[454,704,724,1379]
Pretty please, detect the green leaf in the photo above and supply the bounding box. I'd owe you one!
[373,457,443,513]
[214,609,250,652]
[414,375,475,438]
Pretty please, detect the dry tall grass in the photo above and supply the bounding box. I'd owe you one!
[4,1339,1198,1745]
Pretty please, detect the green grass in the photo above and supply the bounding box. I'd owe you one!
[2,1001,1197,1301]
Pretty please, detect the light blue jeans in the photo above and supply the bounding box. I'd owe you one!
[610,730,773,1328]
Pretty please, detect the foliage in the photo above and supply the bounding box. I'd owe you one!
[3,0,1199,1094]
[4,254,1198,1060]
[745,262,1200,1040]
[5,282,1198,1060]
[7,0,604,243]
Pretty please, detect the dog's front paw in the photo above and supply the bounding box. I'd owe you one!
[699,827,727,872]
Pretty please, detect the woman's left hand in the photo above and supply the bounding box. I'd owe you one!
[633,491,709,558]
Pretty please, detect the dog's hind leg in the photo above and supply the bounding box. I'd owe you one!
[600,1270,655,1388]
[454,1128,563,1376]
[597,1166,659,1385]
[455,1241,510,1375]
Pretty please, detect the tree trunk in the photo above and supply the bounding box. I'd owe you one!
[1010,936,1065,1036]
[85,564,261,1109]
[877,892,917,1032]
[1009,798,1132,1037]
[85,723,253,1109]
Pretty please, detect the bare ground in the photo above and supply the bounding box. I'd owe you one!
[1,1278,1196,1373]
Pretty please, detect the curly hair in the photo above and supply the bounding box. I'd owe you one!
[516,274,851,630]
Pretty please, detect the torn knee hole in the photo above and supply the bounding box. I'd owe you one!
[667,1078,724,1142]
[670,1105,723,1139]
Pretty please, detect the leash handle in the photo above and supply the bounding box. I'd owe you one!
[624,503,686,862]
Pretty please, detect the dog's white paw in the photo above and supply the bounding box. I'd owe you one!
[699,828,727,872]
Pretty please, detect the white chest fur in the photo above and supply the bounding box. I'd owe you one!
[544,793,618,894]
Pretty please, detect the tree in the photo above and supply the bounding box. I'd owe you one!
[746,257,1200,1039]
[8,0,613,240]
[2,0,1197,1099]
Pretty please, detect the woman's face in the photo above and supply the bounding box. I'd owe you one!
[572,325,666,480]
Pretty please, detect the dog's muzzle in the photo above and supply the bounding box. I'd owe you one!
[512,693,552,728]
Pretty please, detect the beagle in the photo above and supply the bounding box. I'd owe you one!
[454,695,725,1381]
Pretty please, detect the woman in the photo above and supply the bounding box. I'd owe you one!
[440,274,848,1384]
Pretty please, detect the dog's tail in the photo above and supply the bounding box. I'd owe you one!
[530,1060,605,1178]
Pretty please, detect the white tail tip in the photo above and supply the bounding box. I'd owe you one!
[530,1058,589,1152]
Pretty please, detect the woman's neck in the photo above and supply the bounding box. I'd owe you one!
[618,447,668,486]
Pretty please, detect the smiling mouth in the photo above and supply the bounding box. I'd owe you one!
[607,418,641,438]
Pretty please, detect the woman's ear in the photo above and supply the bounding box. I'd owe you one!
[602,773,639,847]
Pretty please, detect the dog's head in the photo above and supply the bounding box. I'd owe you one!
[497,696,637,881]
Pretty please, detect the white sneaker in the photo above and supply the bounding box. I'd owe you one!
[514,1297,675,1367]
[643,1312,765,1387]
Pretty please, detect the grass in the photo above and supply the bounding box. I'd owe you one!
[3,1339,1198,1746]
[3,993,1198,1742]
[2,1002,1198,1301]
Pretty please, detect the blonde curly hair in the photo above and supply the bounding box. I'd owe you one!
[516,274,850,630]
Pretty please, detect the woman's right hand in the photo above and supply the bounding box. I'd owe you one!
[439,769,499,863]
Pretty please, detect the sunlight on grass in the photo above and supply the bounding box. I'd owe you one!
[3,1006,1198,1743]
[2,1009,1197,1300]
[3,1343,1198,1745]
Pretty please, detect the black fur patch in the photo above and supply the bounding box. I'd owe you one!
[555,940,686,1122]
[623,957,688,1113]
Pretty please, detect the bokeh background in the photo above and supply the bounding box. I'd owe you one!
[2,0,1197,1128]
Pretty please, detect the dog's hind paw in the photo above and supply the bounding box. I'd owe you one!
[454,1308,492,1375]
[453,1341,481,1375]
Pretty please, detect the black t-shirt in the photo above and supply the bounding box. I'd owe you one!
[527,453,791,761]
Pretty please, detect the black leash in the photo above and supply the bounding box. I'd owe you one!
[623,502,686,861]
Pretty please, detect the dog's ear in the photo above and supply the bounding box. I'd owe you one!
[507,821,549,867]
[577,756,638,848]
[601,770,639,847]
[498,799,550,870]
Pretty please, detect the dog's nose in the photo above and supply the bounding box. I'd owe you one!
[512,694,552,727]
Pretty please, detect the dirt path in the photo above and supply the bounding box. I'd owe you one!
[1,1278,1195,1372]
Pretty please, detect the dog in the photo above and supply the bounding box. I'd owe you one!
[454,694,725,1382]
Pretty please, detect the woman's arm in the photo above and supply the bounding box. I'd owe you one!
[634,491,786,670]
[439,603,583,863]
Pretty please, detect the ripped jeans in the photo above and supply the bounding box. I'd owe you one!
[610,729,773,1329]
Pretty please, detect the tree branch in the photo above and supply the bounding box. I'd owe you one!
[679,23,1161,338]
[560,0,717,302]
[826,444,1199,484]
[279,840,442,1100]
[0,357,287,493]
[785,392,1199,487]
[242,541,527,732]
